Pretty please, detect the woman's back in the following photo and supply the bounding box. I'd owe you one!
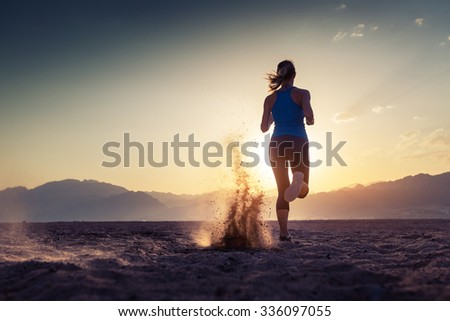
[271,87,307,139]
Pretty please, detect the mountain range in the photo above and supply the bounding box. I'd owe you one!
[0,172,449,222]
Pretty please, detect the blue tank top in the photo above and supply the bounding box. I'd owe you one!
[271,87,308,139]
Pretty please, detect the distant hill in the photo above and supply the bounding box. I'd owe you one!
[0,179,166,222]
[287,172,450,219]
[0,172,449,222]
[160,190,229,221]
[147,172,450,220]
[31,179,128,198]
[146,191,199,208]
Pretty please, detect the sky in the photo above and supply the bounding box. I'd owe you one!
[1,0,449,195]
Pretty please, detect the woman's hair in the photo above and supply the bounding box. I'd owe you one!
[266,60,296,91]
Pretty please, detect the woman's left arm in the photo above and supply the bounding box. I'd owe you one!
[301,90,315,126]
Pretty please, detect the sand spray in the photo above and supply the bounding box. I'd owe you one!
[193,134,273,249]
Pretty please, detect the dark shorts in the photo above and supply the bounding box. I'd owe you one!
[269,135,309,210]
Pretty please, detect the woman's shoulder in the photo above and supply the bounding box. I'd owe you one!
[291,87,311,106]
[293,87,310,96]
[264,92,277,104]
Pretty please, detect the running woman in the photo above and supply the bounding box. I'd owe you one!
[260,60,315,241]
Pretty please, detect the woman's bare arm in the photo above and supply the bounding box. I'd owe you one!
[301,90,314,125]
[260,94,275,133]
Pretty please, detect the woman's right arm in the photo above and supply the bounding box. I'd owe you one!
[260,94,275,133]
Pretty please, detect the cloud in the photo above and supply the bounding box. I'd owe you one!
[396,129,421,150]
[332,111,357,123]
[397,127,450,150]
[372,105,394,114]
[333,23,377,42]
[333,31,348,42]
[415,18,424,26]
[400,129,421,140]
[440,36,450,46]
[332,103,392,124]
[412,116,423,121]
[396,128,450,163]
[351,24,365,38]
[425,128,450,146]
[336,4,347,10]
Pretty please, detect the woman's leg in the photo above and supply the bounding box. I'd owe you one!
[276,209,289,238]
[270,138,292,238]
[290,138,310,199]
[283,137,309,201]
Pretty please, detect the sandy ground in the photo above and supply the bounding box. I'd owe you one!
[0,220,449,300]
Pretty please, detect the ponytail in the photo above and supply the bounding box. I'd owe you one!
[266,60,296,91]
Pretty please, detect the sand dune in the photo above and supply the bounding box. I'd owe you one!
[0,220,449,300]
